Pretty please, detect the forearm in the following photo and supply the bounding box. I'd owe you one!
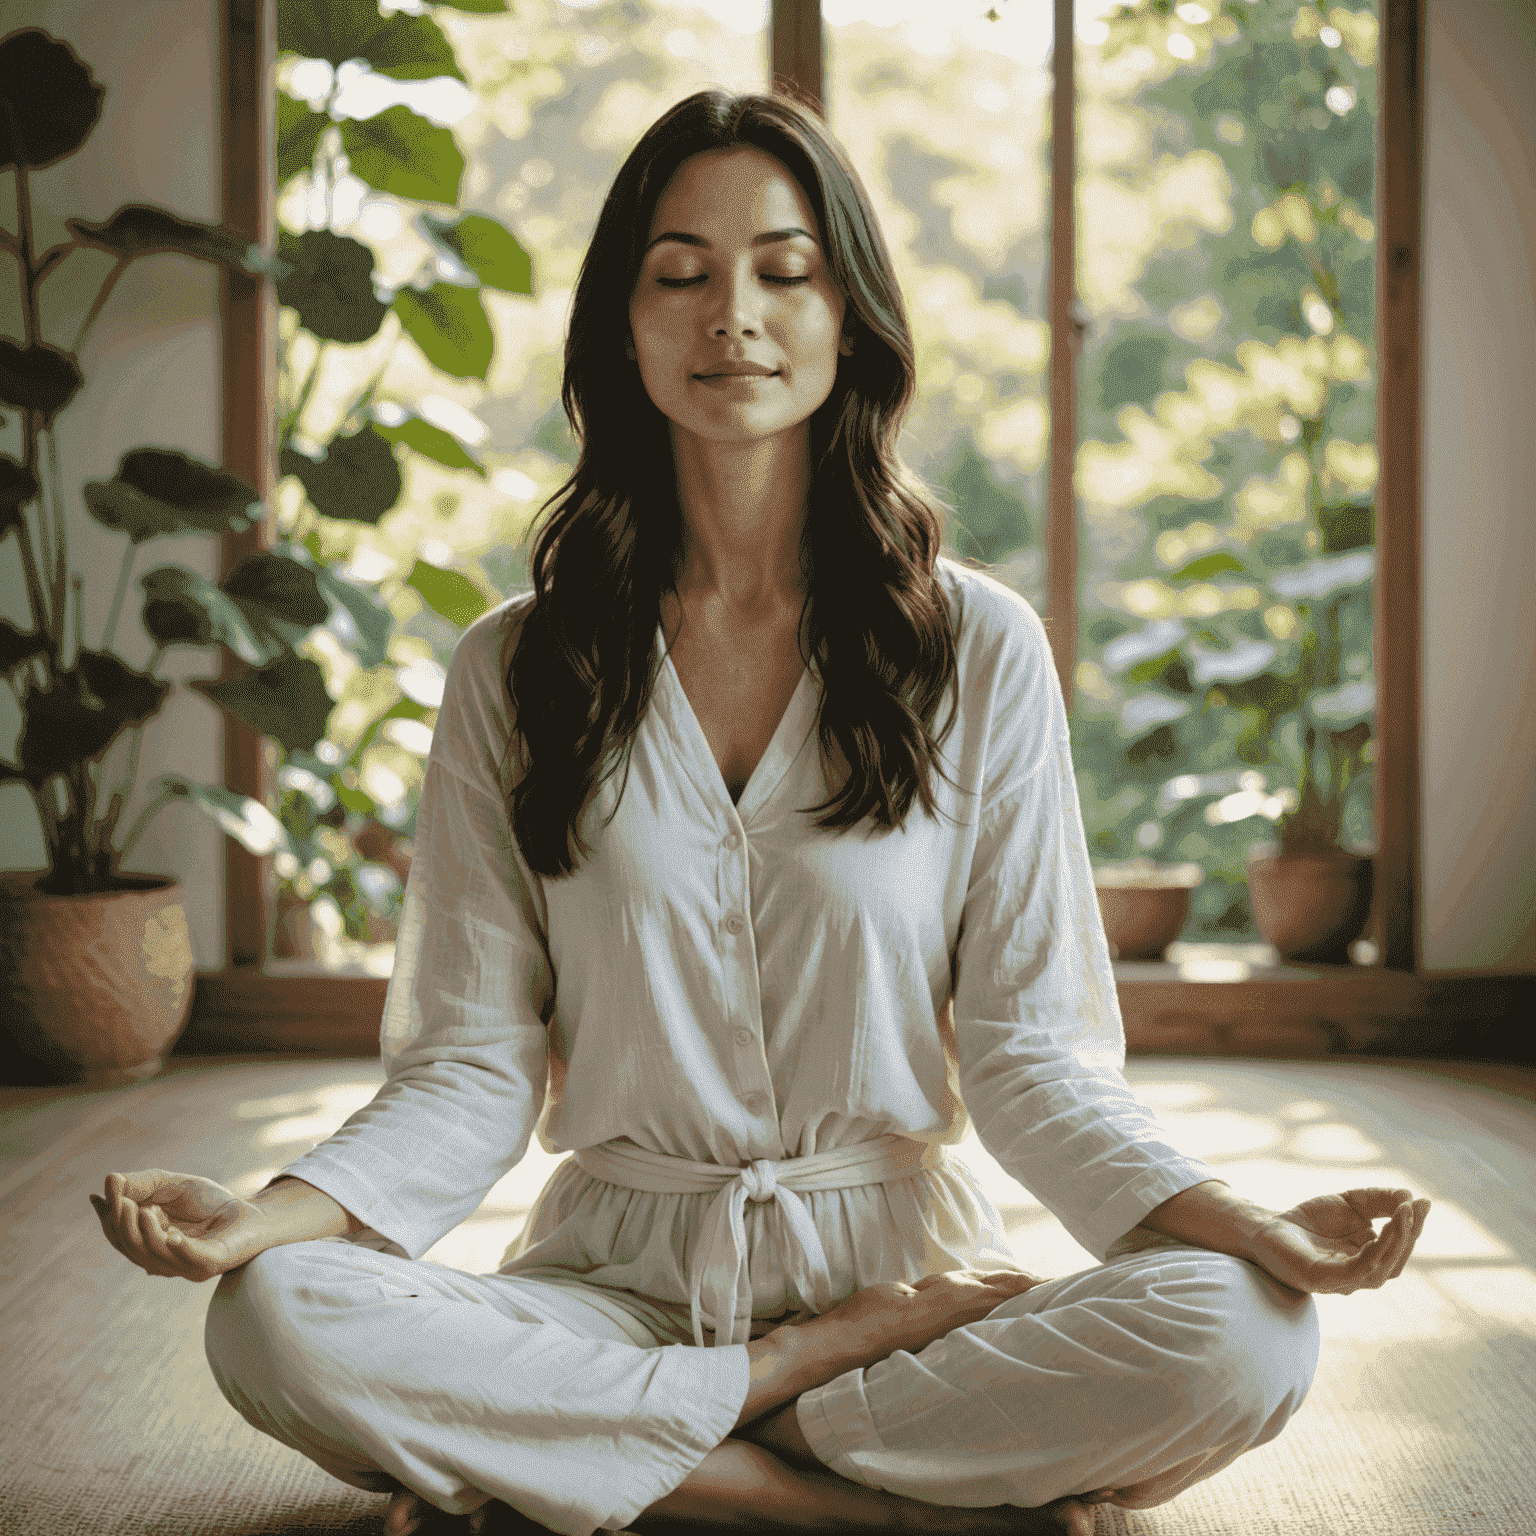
[1131,1178,1274,1262]
[248,1176,366,1247]
[735,1315,866,1429]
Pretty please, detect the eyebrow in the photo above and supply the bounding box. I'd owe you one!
[644,226,818,254]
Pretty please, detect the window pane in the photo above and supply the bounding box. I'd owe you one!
[1070,0,1379,943]
[270,0,769,972]
[824,2,1053,606]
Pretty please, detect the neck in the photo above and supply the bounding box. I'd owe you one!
[668,426,811,613]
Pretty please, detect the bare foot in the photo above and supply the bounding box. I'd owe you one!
[383,1490,499,1536]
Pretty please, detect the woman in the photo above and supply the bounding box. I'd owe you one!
[92,91,1428,1536]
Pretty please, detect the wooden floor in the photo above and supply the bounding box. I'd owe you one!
[2,1053,1535,1534]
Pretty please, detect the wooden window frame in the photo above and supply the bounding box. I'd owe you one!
[189,0,1517,1061]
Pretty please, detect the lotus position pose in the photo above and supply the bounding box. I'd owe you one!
[93,93,1428,1536]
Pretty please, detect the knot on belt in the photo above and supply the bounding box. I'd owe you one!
[739,1159,779,1202]
[573,1133,947,1348]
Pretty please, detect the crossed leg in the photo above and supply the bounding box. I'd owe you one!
[209,1241,1316,1536]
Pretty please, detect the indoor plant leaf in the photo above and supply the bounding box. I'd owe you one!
[276,89,329,187]
[0,617,49,673]
[0,340,84,423]
[18,656,170,785]
[0,29,104,170]
[280,426,403,524]
[82,449,263,542]
[404,558,490,628]
[66,205,289,279]
[340,106,464,205]
[310,564,396,669]
[139,566,283,668]
[370,411,485,476]
[393,283,493,380]
[276,228,389,344]
[275,540,396,669]
[191,650,336,754]
[418,211,533,294]
[0,454,40,533]
[279,0,466,82]
[156,775,294,857]
[221,549,333,654]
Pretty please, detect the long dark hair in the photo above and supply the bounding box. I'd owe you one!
[502,90,963,879]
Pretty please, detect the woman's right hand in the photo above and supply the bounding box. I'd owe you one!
[91,1170,277,1281]
[819,1268,1048,1364]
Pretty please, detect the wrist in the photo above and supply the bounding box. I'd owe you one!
[1137,1180,1276,1264]
[737,1312,866,1428]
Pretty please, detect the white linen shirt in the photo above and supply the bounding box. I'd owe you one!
[281,557,1214,1331]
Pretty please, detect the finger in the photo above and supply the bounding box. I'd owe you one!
[90,1193,135,1262]
[1386,1198,1431,1280]
[137,1203,183,1271]
[1342,1187,1416,1222]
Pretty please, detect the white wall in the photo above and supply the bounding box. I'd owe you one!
[0,0,226,968]
[1422,0,1536,971]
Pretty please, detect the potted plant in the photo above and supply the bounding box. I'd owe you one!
[1092,858,1206,961]
[0,28,397,1082]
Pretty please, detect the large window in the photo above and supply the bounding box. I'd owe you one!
[232,0,1417,989]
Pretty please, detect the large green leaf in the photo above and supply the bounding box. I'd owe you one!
[18,654,169,785]
[371,411,485,476]
[0,340,83,423]
[66,206,288,278]
[393,283,493,380]
[418,211,533,294]
[276,90,329,187]
[1168,550,1249,582]
[277,542,396,669]
[192,650,335,753]
[280,426,403,524]
[0,454,40,534]
[0,618,48,673]
[82,449,262,543]
[340,107,464,205]
[277,228,389,344]
[279,0,465,82]
[221,550,332,654]
[0,30,104,170]
[139,566,282,668]
[156,776,294,857]
[404,558,489,628]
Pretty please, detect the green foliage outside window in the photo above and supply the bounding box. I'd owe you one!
[1067,0,1380,937]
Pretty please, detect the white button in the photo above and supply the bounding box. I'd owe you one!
[724,832,740,849]
[735,1028,752,1046]
[725,915,744,934]
[745,1093,765,1113]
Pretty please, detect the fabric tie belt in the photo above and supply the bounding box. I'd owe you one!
[573,1134,949,1347]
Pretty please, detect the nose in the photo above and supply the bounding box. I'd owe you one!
[710,259,763,339]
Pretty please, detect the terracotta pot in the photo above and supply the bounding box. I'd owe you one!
[0,870,196,1085]
[1246,850,1374,963]
[1095,885,1192,960]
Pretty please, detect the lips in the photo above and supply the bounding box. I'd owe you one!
[695,363,778,378]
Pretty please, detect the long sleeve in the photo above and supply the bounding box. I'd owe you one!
[950,595,1214,1262]
[279,599,553,1259]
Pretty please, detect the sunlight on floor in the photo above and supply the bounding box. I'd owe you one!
[213,1059,1536,1345]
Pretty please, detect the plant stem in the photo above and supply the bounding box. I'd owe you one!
[101,644,162,858]
[72,254,129,355]
[44,426,71,656]
[116,781,182,867]
[102,537,138,655]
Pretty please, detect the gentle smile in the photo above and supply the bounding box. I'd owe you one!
[696,370,780,379]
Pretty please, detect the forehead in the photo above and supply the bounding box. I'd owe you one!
[646,147,818,241]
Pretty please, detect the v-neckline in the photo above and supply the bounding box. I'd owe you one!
[654,625,817,822]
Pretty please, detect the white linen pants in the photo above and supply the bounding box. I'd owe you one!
[205,1235,1319,1536]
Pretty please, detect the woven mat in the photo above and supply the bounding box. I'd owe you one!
[4,1056,1534,1535]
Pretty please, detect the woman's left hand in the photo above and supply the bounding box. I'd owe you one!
[1247,1187,1431,1294]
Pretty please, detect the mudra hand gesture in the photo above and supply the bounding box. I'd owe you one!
[1113,1182,1431,1295]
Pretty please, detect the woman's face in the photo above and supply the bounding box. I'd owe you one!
[628,146,849,451]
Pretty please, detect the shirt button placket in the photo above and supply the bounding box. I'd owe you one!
[721,823,767,1120]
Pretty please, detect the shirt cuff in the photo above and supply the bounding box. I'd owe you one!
[1080,1157,1219,1261]
[276,1150,420,1259]
[795,1364,887,1490]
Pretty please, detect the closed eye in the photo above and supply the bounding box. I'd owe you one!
[657,275,811,288]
